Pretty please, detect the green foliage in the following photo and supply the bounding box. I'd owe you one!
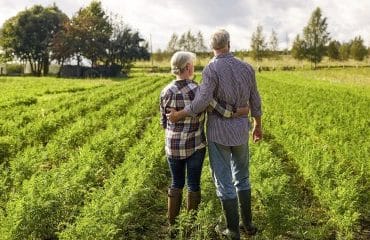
[0,46,12,64]
[107,18,149,73]
[302,7,330,68]
[50,20,75,66]
[327,40,341,60]
[339,42,351,61]
[196,31,207,52]
[258,70,369,239]
[2,2,148,76]
[291,7,337,67]
[166,33,179,53]
[0,4,67,76]
[59,119,167,240]
[250,25,267,61]
[0,69,368,239]
[0,75,170,239]
[51,3,149,74]
[268,29,279,59]
[71,1,112,67]
[4,64,23,75]
[291,34,306,61]
[166,30,207,53]
[350,36,368,61]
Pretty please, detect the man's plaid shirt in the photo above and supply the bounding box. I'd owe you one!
[160,79,234,160]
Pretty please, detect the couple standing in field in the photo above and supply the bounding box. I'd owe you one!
[160,29,262,240]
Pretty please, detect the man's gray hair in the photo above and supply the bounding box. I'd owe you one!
[210,29,230,50]
[170,51,196,75]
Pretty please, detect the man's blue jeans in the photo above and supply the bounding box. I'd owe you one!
[208,141,251,200]
[167,148,206,192]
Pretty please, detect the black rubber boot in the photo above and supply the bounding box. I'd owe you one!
[220,198,240,240]
[238,189,258,236]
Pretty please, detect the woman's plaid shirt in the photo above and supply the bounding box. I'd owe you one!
[160,79,234,160]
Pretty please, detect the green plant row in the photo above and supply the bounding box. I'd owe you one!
[0,79,169,240]
[0,77,155,162]
[0,77,163,209]
[59,117,168,240]
[171,138,330,240]
[0,76,155,132]
[0,76,113,105]
[258,73,369,239]
[9,78,166,189]
[162,70,369,239]
[0,77,149,133]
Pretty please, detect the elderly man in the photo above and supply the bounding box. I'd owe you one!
[168,29,262,239]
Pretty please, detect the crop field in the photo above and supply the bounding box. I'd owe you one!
[0,68,369,240]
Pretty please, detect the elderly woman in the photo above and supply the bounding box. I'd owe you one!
[160,51,248,229]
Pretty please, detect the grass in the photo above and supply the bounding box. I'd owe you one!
[136,54,370,71]
[0,68,368,239]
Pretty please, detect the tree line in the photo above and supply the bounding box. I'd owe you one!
[0,1,149,76]
[166,30,207,53]
[1,3,369,75]
[290,7,368,68]
[247,8,368,68]
[161,7,369,69]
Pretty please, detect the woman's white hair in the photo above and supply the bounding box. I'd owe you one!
[170,51,196,75]
[210,29,230,50]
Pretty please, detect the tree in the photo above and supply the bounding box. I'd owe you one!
[327,40,341,60]
[291,34,306,61]
[52,6,148,75]
[268,29,279,58]
[0,31,12,63]
[284,32,290,54]
[250,25,266,61]
[106,15,149,73]
[50,19,74,70]
[350,36,367,61]
[71,1,112,67]
[166,30,206,53]
[196,31,207,52]
[177,30,197,52]
[0,4,67,76]
[166,33,179,53]
[302,7,330,69]
[339,42,351,61]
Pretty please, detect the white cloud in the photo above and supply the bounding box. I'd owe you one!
[0,0,369,51]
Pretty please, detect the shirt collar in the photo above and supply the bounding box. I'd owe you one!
[215,52,233,59]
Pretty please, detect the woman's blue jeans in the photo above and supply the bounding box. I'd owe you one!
[167,148,206,192]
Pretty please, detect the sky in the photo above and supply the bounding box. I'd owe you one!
[0,0,369,51]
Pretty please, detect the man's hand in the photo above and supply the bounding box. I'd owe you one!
[233,105,249,118]
[166,108,180,123]
[166,108,190,123]
[252,125,262,143]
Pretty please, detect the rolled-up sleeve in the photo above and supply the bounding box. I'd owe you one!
[184,66,217,116]
[160,91,172,129]
[248,68,262,117]
[160,95,167,128]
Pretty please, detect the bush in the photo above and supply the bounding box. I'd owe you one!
[281,66,296,71]
[5,64,23,75]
